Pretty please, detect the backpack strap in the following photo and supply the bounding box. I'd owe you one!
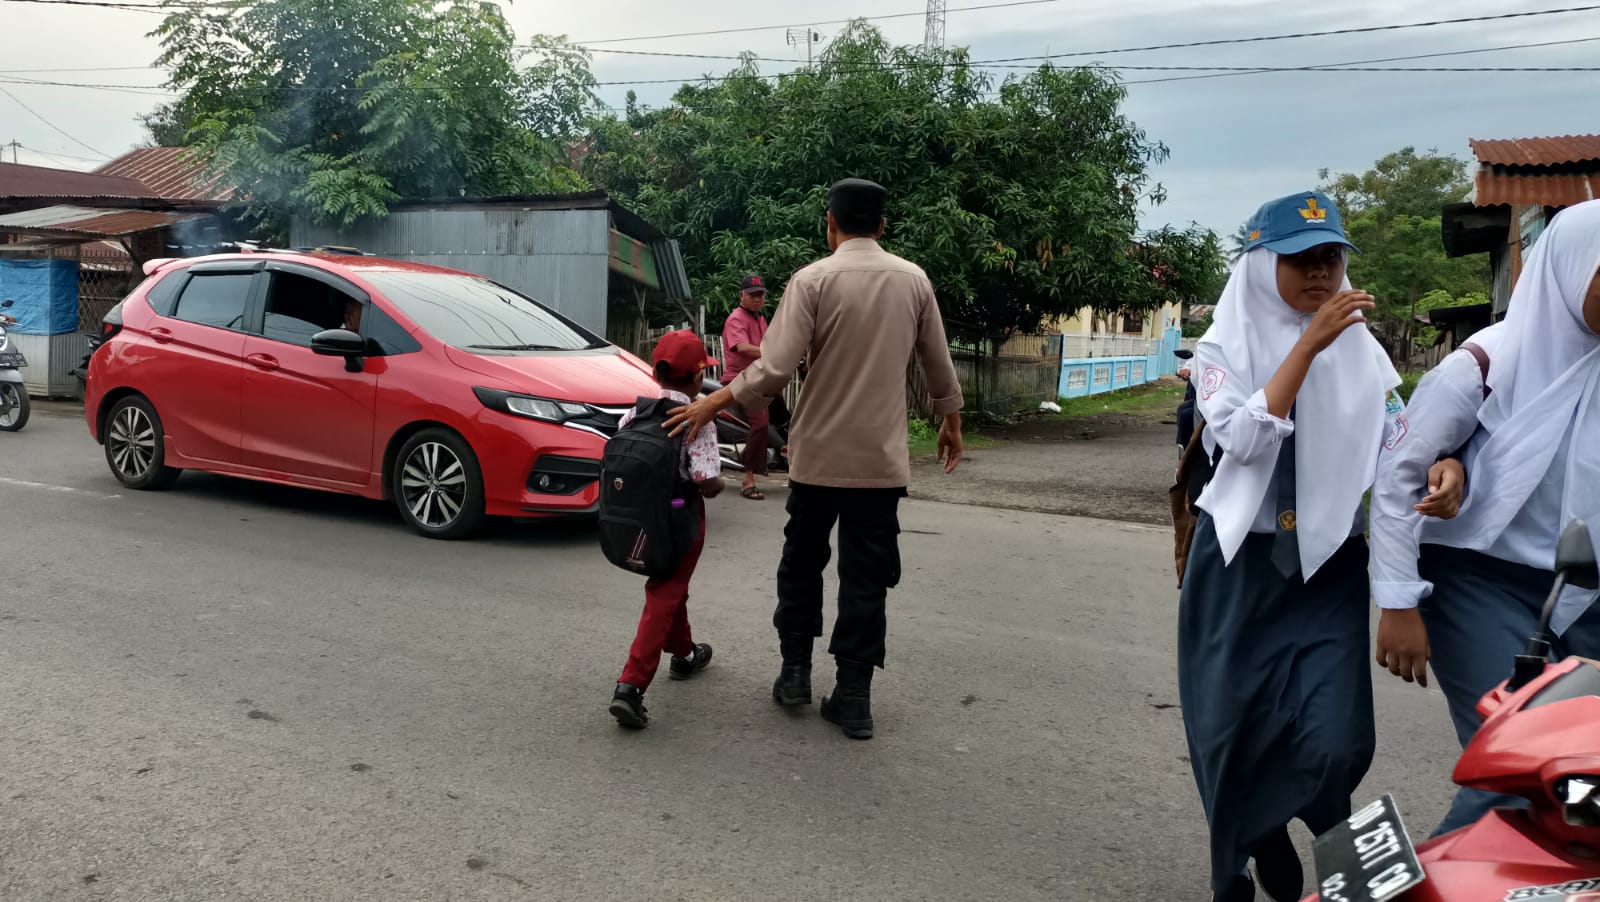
[1461,342,1491,400]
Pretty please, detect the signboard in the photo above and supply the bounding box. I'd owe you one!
[1520,205,1547,252]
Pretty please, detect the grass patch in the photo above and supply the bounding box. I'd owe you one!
[1055,381,1185,420]
[908,418,996,457]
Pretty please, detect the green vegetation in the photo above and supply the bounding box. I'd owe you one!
[1055,382,1184,420]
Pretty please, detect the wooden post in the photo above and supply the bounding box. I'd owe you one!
[1508,204,1526,291]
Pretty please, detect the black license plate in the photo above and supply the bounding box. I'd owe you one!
[1312,794,1425,902]
[0,351,25,368]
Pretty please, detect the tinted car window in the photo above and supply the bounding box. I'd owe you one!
[174,272,253,330]
[145,271,189,317]
[261,271,358,347]
[363,303,421,356]
[362,271,604,352]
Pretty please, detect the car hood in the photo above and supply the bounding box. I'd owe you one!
[444,345,659,405]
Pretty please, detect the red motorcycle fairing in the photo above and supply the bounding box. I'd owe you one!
[1302,658,1600,902]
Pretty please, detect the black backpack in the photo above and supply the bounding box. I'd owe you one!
[599,397,698,578]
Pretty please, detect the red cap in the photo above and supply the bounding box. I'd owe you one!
[652,329,719,379]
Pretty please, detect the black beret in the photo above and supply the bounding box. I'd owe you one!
[827,178,887,219]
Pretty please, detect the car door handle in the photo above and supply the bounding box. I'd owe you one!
[149,327,173,343]
[246,353,279,371]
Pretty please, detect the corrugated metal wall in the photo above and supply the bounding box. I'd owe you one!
[292,209,613,334]
[11,331,91,398]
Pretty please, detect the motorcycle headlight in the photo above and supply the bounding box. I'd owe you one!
[473,387,591,424]
[0,323,8,350]
[1558,776,1600,827]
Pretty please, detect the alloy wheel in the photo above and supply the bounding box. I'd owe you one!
[400,441,467,529]
[108,404,156,480]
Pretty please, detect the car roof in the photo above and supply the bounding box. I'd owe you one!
[153,250,472,279]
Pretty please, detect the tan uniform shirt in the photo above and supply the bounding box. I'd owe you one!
[729,238,964,489]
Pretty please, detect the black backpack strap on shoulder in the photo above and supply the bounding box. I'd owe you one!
[1461,342,1491,400]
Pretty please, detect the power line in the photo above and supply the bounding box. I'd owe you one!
[0,84,108,157]
[0,75,175,97]
[0,65,157,73]
[571,2,1600,51]
[16,142,108,163]
[572,0,1068,45]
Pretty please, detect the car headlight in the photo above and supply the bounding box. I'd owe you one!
[474,387,592,424]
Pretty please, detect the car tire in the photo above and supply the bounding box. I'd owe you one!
[0,383,29,432]
[104,395,181,489]
[393,427,486,540]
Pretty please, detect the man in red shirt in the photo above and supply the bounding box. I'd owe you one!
[723,274,774,499]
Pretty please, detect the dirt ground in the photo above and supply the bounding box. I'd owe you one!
[908,383,1183,526]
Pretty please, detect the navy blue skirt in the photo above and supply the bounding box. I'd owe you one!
[1178,512,1375,893]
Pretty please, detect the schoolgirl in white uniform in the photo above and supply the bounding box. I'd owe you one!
[1369,197,1600,837]
[1179,191,1415,902]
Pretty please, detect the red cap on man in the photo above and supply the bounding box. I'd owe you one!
[651,330,719,380]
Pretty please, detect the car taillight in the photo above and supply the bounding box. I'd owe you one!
[93,302,124,349]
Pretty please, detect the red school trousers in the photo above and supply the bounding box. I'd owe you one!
[619,498,706,690]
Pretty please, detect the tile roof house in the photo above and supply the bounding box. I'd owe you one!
[1441,134,1600,318]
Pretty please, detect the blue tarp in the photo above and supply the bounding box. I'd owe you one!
[0,258,79,334]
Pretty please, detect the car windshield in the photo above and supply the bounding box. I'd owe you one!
[363,271,606,352]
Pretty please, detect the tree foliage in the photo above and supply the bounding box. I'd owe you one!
[1318,147,1489,359]
[584,24,1215,341]
[149,0,596,236]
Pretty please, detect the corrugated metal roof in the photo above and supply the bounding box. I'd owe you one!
[0,161,153,199]
[1473,170,1599,208]
[1471,135,1600,167]
[0,205,208,238]
[94,147,234,201]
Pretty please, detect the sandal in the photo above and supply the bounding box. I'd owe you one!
[741,486,765,501]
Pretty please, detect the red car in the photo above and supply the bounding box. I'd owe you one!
[83,249,660,538]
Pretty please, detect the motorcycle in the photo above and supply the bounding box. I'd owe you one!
[0,299,30,432]
[1302,518,1600,902]
[701,376,791,474]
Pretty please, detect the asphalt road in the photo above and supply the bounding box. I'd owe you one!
[1,403,1462,901]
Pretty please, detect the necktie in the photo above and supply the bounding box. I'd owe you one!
[1271,407,1299,579]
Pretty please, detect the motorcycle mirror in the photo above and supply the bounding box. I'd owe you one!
[1509,519,1597,690]
[0,299,13,308]
[1174,349,1194,360]
[1557,519,1599,590]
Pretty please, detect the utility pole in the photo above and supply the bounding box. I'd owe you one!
[786,27,822,67]
[3,140,19,164]
[924,0,946,51]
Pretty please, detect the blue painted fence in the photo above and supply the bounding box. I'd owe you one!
[1058,327,1188,399]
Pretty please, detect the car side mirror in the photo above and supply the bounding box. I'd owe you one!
[1558,519,1599,590]
[311,328,366,372]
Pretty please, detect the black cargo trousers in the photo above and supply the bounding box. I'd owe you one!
[773,482,906,668]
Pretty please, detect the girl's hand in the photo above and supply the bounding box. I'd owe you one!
[1298,290,1376,355]
[1417,458,1465,520]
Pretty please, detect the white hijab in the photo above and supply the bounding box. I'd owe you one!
[1424,199,1600,633]
[1198,248,1400,578]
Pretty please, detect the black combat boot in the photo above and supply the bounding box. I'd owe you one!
[772,633,813,706]
[820,658,874,740]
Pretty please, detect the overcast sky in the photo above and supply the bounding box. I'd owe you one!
[4,0,1598,237]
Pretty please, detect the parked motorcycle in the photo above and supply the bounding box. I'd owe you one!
[701,376,790,474]
[1302,518,1600,902]
[0,299,30,432]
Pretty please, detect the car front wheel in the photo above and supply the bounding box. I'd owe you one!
[393,427,486,539]
[104,395,181,489]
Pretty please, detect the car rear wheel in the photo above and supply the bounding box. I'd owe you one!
[105,395,181,489]
[394,428,486,539]
[0,383,29,432]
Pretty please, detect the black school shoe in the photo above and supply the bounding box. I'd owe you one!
[668,643,714,680]
[1214,873,1255,902]
[609,683,648,729]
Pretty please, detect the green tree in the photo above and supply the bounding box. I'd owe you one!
[584,23,1178,343]
[150,0,596,237]
[1319,147,1488,361]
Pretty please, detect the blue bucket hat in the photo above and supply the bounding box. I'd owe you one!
[1242,190,1358,256]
